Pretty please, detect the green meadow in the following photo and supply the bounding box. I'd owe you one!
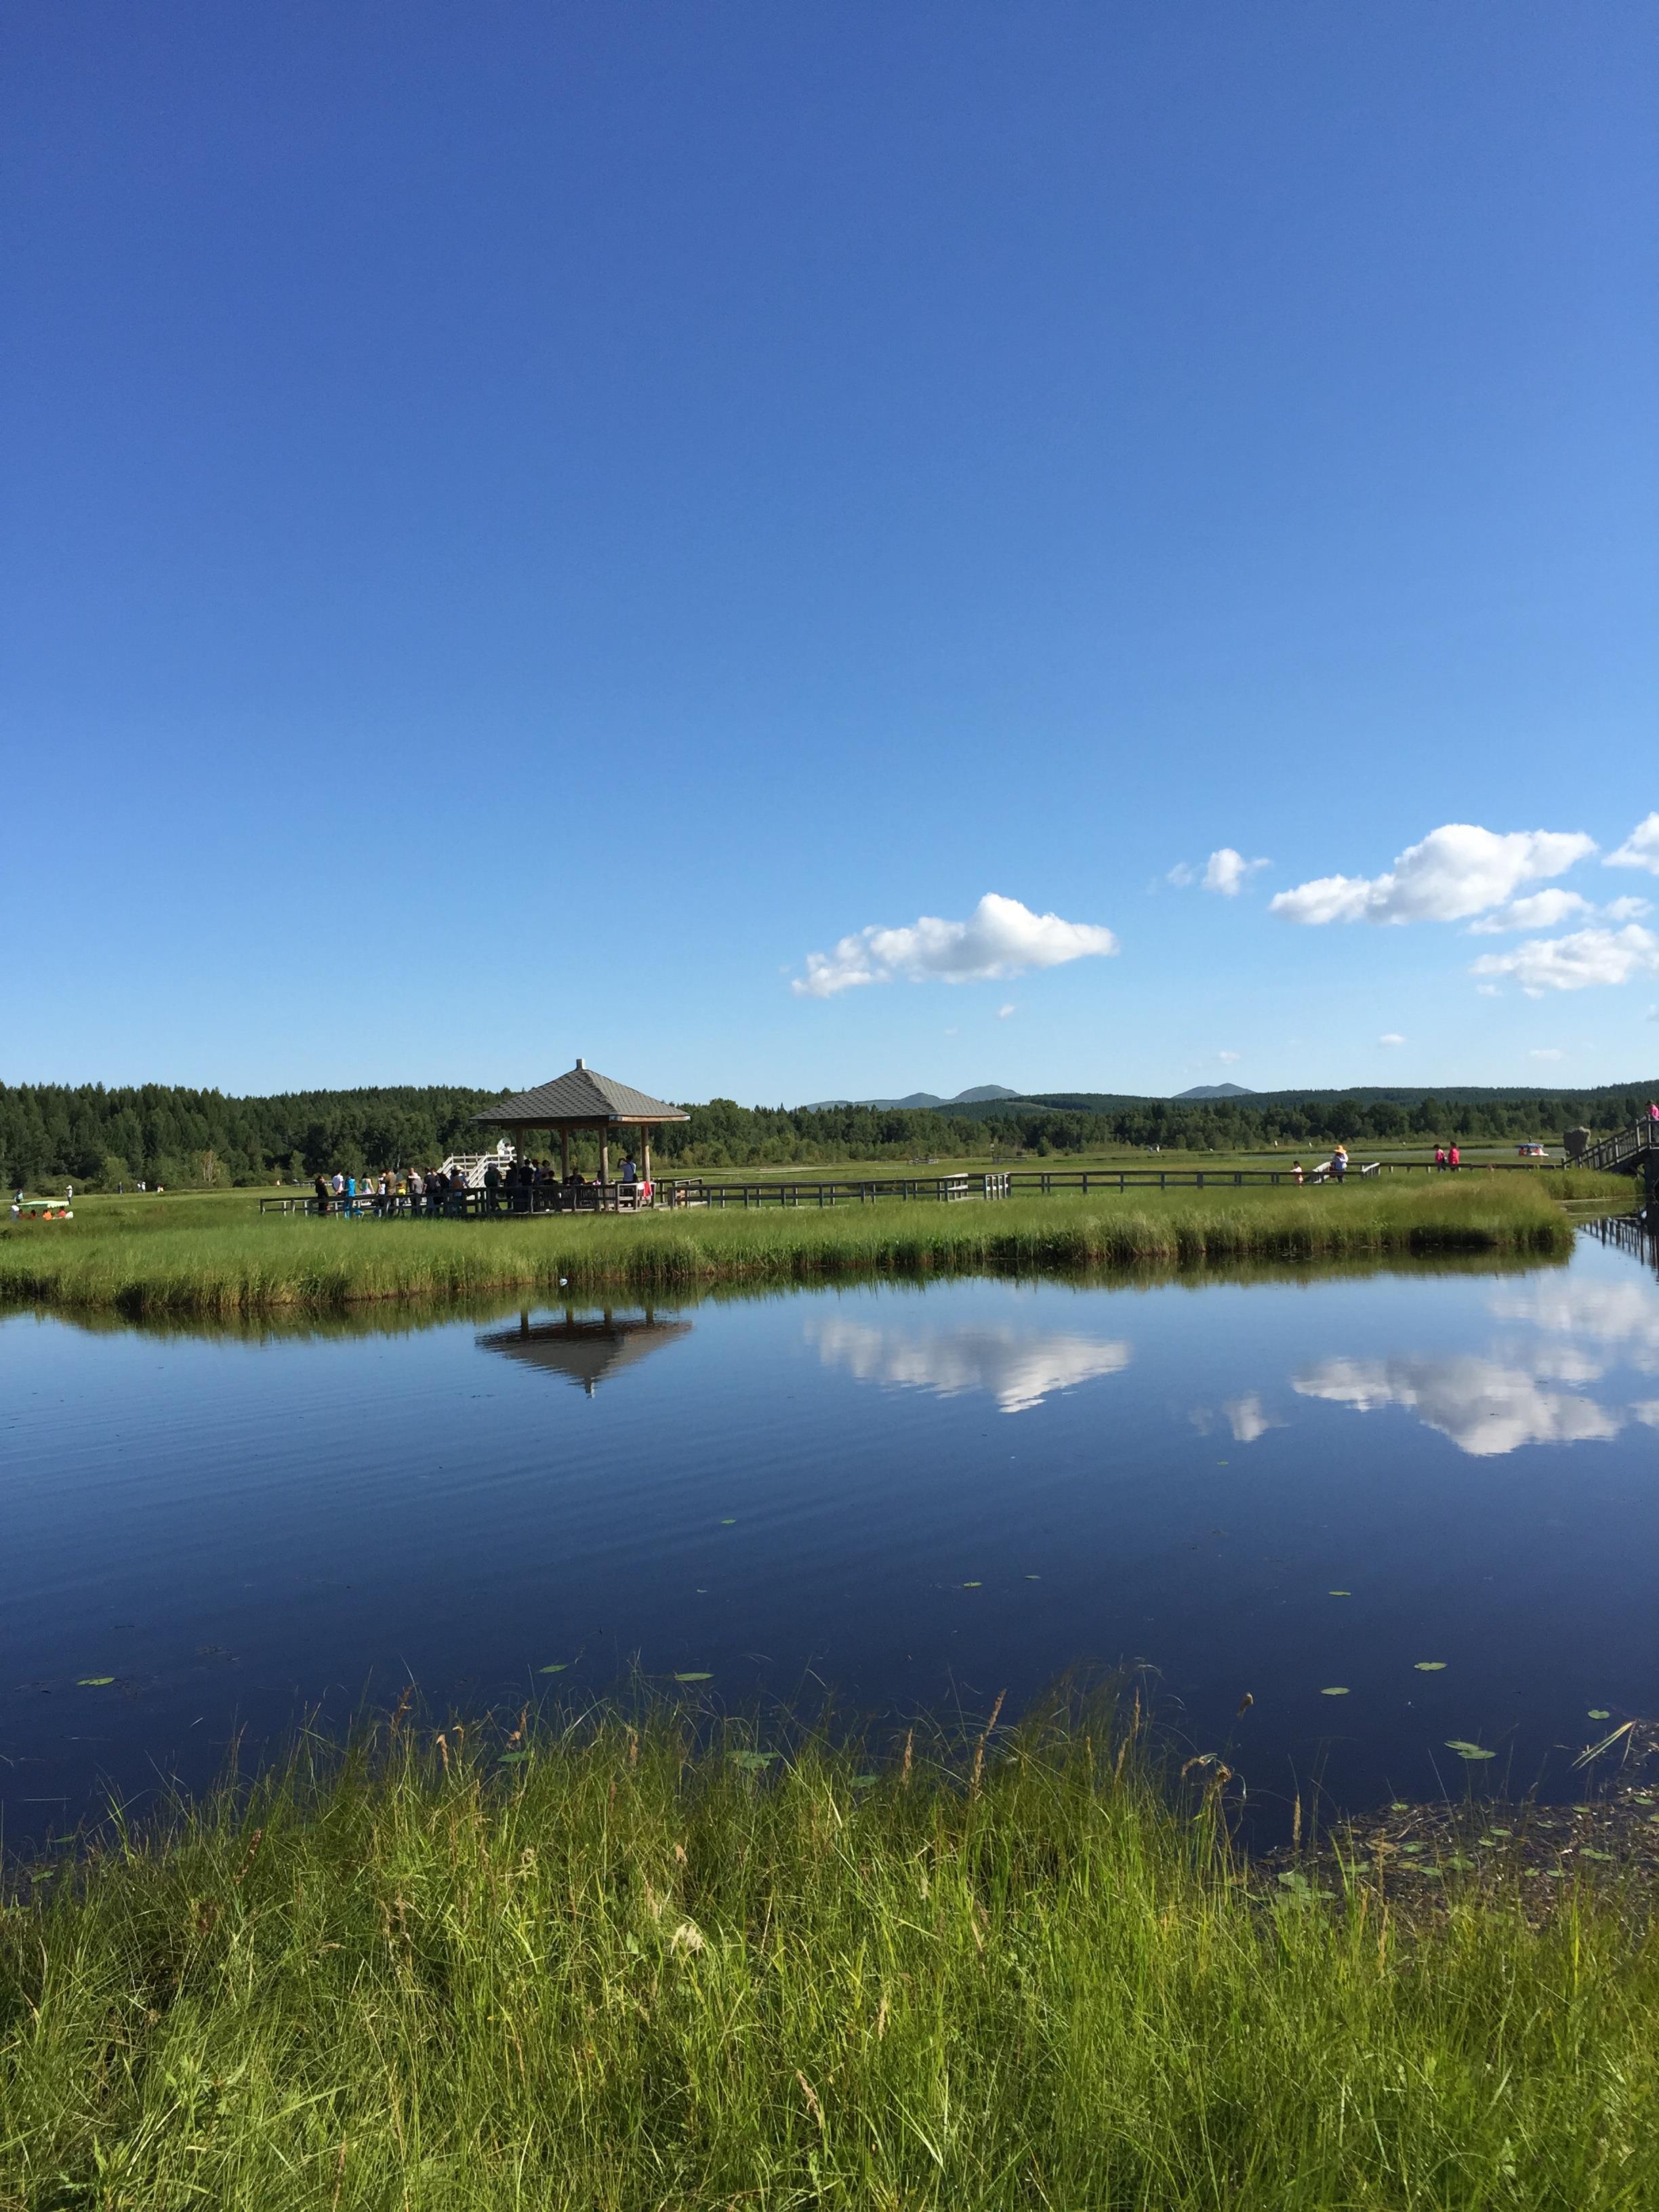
[0,1174,1611,1318]
[3,1696,1656,2210]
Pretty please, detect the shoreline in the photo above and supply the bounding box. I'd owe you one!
[5,1696,1655,2205]
[0,1179,1591,1319]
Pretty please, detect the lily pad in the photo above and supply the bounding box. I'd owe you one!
[1414,1661,1447,1671]
[1445,1739,1496,1761]
[537,1662,569,1675]
[1588,1708,1611,1720]
[1320,1686,1349,1697]
[851,1773,878,1789]
[729,1750,776,1774]
[674,1671,713,1683]
[76,1676,115,1687]
[498,1751,529,1765]
[1328,1590,1351,1597]
[961,1580,982,1589]
[718,1519,736,1526]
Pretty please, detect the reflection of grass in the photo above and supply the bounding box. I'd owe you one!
[5,1694,1656,2206]
[0,1179,1583,1317]
[31,1242,1564,1347]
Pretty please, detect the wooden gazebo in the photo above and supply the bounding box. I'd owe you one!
[472,1059,689,1191]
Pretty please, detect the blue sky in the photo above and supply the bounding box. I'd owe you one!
[6,3,1655,1103]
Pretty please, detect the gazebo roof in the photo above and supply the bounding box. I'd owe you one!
[472,1060,689,1128]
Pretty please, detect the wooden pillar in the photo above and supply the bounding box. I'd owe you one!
[599,1126,610,1188]
[560,1127,571,1179]
[642,1129,652,1181]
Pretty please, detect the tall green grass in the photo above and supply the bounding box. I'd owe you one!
[3,1698,1654,2209]
[0,1178,1583,1318]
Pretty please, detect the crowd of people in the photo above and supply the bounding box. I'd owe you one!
[310,1153,651,1216]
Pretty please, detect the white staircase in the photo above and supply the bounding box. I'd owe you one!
[438,1138,516,1188]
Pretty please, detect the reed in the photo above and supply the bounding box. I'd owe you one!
[2,1694,1655,2209]
[0,1178,1590,1318]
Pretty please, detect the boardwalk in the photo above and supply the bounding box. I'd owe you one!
[260,1156,1554,1220]
[1576,1119,1659,1216]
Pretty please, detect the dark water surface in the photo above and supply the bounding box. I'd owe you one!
[4,1229,1658,1849]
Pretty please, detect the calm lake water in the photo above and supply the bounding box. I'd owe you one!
[3,1225,1657,1849]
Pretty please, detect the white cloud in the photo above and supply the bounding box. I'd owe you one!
[1469,924,1659,996]
[1633,1402,1659,1428]
[1605,895,1652,922]
[1607,813,1659,876]
[1294,1354,1621,1456]
[1168,848,1269,896]
[792,893,1118,999]
[807,1317,1132,1415]
[1270,824,1595,927]
[1218,1050,1241,1064]
[1467,889,1595,935]
[1530,1048,1566,1062]
[997,1002,1017,1019]
[1203,848,1270,896]
[1378,1032,1406,1046]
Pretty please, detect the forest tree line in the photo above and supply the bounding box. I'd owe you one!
[0,1078,1652,1189]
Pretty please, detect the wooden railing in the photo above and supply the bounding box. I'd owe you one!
[657,1160,1544,1207]
[260,1156,1565,1221]
[1577,1122,1659,1175]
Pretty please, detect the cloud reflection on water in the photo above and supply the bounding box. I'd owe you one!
[806,1317,1131,1414]
[1188,1393,1284,1443]
[1488,1278,1659,1374]
[1293,1353,1624,1456]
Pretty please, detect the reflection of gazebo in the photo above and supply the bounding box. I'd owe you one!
[477,1308,692,1395]
[472,1060,689,1191]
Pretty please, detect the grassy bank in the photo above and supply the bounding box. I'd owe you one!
[3,1700,1656,2209]
[0,1177,1589,1317]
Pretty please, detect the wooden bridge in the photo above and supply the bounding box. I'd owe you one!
[1575,1120,1659,1211]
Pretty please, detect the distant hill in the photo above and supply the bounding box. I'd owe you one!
[943,1080,1659,1122]
[800,1084,1022,1111]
